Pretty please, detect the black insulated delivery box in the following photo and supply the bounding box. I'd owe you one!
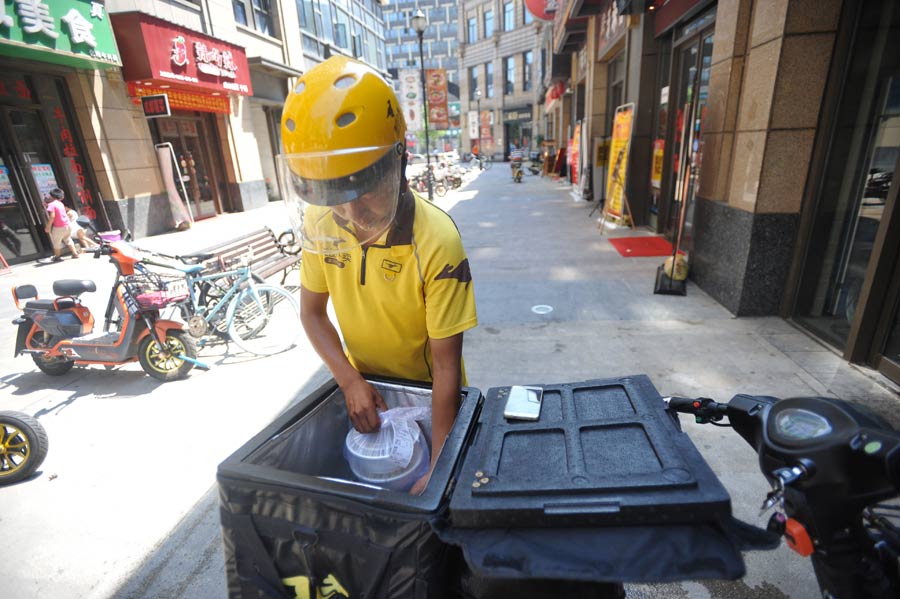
[217,375,751,599]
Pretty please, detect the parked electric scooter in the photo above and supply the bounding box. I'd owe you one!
[0,411,48,485]
[11,238,203,382]
[668,394,900,598]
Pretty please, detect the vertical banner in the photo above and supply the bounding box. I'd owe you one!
[156,144,193,228]
[479,110,493,149]
[399,69,422,133]
[468,110,479,139]
[425,69,449,130]
[570,124,581,187]
[576,121,590,199]
[605,103,635,219]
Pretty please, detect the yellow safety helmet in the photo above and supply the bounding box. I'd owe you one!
[278,56,408,254]
[281,55,406,180]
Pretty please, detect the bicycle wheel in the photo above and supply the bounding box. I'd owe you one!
[199,273,265,335]
[483,157,493,170]
[226,284,301,356]
[277,230,301,256]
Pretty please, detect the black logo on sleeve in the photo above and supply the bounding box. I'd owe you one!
[435,259,472,285]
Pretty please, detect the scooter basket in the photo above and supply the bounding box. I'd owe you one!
[123,272,189,310]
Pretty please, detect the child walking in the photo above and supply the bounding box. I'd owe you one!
[43,188,80,261]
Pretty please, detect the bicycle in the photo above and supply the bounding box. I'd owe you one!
[135,252,301,356]
[474,155,493,171]
[277,228,301,256]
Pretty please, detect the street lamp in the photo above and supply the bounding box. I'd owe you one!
[475,88,482,169]
[412,9,433,202]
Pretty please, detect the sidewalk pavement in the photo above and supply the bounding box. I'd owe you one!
[1,167,899,599]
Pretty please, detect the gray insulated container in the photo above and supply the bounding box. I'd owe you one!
[218,375,753,599]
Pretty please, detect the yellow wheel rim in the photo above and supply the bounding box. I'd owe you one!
[0,423,30,478]
[145,336,187,374]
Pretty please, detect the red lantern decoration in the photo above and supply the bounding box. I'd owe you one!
[524,0,557,22]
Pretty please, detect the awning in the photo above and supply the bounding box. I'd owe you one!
[248,56,303,78]
[111,11,253,97]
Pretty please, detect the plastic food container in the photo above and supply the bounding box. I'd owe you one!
[344,409,431,492]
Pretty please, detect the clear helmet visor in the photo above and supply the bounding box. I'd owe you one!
[277,144,403,255]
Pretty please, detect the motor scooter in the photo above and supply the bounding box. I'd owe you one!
[510,159,524,183]
[0,411,48,485]
[668,393,900,598]
[11,239,202,382]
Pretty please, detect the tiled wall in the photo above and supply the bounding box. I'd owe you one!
[692,0,843,315]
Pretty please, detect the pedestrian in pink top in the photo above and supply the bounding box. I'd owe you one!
[44,188,80,262]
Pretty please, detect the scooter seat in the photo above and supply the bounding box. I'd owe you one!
[52,279,97,297]
[24,298,77,314]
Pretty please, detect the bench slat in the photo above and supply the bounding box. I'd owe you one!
[197,226,300,282]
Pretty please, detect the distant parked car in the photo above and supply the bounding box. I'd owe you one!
[864,169,892,200]
[407,152,426,164]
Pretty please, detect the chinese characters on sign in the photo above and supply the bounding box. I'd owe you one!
[606,103,635,220]
[0,0,121,67]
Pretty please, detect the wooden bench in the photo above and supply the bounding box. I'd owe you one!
[197,226,300,285]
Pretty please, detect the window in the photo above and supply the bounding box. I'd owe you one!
[467,17,476,42]
[486,62,494,98]
[524,6,533,24]
[297,0,316,34]
[334,8,350,50]
[504,56,515,94]
[503,2,514,31]
[233,0,248,25]
[469,66,478,100]
[540,48,547,83]
[484,10,494,37]
[523,51,533,91]
[234,0,274,36]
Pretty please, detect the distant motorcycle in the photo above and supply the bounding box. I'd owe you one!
[0,411,48,485]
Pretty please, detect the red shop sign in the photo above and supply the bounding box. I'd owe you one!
[111,12,253,96]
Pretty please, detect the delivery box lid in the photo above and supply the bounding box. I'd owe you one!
[447,375,733,528]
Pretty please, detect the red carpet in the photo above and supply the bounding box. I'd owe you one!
[608,236,674,257]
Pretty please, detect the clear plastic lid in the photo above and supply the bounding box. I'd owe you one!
[344,407,431,483]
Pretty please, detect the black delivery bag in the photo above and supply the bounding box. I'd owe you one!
[218,375,764,599]
[217,378,482,599]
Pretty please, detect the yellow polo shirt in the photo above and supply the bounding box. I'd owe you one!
[301,192,477,383]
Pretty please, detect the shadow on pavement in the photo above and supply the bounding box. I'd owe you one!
[108,365,335,599]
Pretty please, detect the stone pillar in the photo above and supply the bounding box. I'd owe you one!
[692,0,842,315]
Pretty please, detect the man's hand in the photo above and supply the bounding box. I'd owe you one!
[343,378,388,433]
[409,469,431,495]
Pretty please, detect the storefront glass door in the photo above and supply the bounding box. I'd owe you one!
[665,33,713,249]
[794,0,900,358]
[157,116,220,220]
[0,107,64,263]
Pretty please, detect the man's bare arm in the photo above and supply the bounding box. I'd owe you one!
[300,286,386,432]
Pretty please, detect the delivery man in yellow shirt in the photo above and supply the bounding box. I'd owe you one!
[278,56,478,494]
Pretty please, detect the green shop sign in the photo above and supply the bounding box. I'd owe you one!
[0,0,120,69]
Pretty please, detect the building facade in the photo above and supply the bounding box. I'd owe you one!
[542,0,900,382]
[459,0,544,161]
[383,0,461,154]
[0,0,388,262]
